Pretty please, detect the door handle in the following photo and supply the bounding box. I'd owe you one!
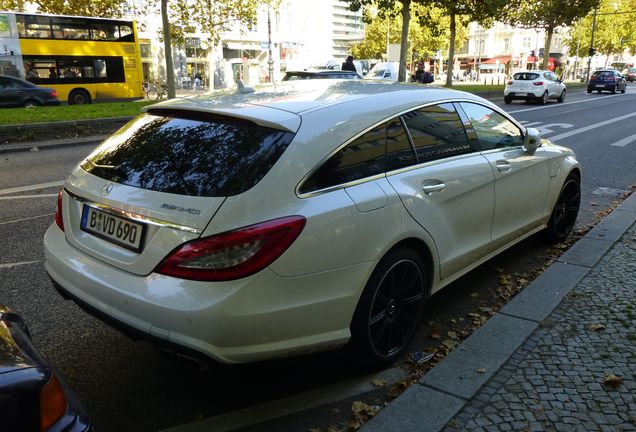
[422,182,447,194]
[495,160,512,173]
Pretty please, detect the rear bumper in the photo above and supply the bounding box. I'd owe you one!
[44,224,368,364]
[587,83,616,91]
[504,89,544,100]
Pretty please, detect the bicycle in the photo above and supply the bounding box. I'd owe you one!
[146,83,168,101]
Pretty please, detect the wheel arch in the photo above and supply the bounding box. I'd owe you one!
[381,236,435,296]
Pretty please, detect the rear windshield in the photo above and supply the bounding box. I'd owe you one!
[512,73,539,80]
[592,71,613,78]
[81,111,295,197]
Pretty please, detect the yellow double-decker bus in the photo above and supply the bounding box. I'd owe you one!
[0,11,144,104]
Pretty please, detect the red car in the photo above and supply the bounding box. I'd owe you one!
[623,67,636,82]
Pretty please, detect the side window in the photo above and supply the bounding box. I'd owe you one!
[402,103,472,163]
[386,118,416,171]
[459,102,523,151]
[300,124,386,193]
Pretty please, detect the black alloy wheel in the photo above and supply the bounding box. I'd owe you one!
[351,248,427,368]
[546,175,580,243]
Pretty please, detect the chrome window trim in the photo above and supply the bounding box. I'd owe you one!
[66,189,202,234]
[296,97,491,199]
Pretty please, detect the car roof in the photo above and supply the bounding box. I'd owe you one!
[145,80,487,132]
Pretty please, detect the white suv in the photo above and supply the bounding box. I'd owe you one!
[504,70,566,104]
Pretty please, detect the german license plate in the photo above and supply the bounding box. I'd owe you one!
[80,205,144,252]
[595,85,604,88]
[515,92,527,96]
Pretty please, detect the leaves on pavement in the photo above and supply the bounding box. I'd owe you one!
[602,373,623,389]
[587,323,606,332]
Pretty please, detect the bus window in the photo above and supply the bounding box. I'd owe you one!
[92,23,119,40]
[118,24,134,42]
[18,16,52,38]
[51,19,90,39]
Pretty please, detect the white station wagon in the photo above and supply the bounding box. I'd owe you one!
[45,80,580,367]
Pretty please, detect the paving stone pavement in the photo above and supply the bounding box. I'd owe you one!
[444,222,636,432]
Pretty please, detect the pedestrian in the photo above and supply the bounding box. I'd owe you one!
[341,55,356,72]
[194,72,202,90]
[414,62,426,83]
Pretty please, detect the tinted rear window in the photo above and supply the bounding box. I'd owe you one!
[592,71,613,78]
[81,112,295,197]
[512,73,539,80]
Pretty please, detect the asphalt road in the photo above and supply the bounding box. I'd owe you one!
[0,85,634,432]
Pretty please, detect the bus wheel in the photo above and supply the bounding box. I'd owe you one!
[69,90,91,105]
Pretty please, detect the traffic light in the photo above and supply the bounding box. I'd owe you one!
[588,48,596,56]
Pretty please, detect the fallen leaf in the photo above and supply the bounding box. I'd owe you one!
[371,379,386,388]
[498,275,509,285]
[470,292,480,298]
[603,373,623,388]
[587,323,606,332]
[429,329,441,340]
[442,339,459,350]
[477,368,486,373]
[447,331,457,339]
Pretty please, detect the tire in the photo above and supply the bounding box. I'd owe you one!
[557,89,566,103]
[545,174,580,243]
[611,85,617,94]
[540,91,548,105]
[22,99,41,108]
[350,248,428,369]
[504,96,512,104]
[621,86,626,94]
[68,89,91,105]
[587,87,592,94]
[597,89,602,93]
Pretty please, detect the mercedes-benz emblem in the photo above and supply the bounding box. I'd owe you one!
[100,183,114,196]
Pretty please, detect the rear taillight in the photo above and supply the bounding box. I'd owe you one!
[607,77,616,82]
[506,80,513,85]
[40,374,67,431]
[533,81,544,86]
[156,216,306,281]
[54,188,64,231]
[50,89,58,98]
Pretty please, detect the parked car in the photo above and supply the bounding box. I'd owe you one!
[282,70,361,81]
[44,80,580,368]
[587,69,627,94]
[622,67,636,82]
[0,75,60,108]
[0,304,91,430]
[504,70,566,104]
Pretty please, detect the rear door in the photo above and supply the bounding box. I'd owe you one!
[458,102,550,249]
[386,103,495,279]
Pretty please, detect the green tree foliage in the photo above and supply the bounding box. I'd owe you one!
[345,0,415,82]
[566,0,636,62]
[504,0,597,70]
[431,0,509,86]
[0,0,128,17]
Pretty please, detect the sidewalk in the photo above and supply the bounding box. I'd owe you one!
[363,193,636,432]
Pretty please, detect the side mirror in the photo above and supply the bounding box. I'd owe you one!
[523,127,541,154]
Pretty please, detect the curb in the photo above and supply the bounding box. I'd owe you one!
[362,192,636,432]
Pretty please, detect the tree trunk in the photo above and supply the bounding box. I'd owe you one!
[446,10,456,87]
[161,0,176,99]
[398,0,411,82]
[542,27,554,70]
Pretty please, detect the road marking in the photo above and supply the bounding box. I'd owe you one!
[0,180,64,196]
[611,132,636,147]
[0,194,57,200]
[0,260,40,269]
[507,93,616,114]
[0,213,54,226]
[518,121,574,136]
[549,111,636,142]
